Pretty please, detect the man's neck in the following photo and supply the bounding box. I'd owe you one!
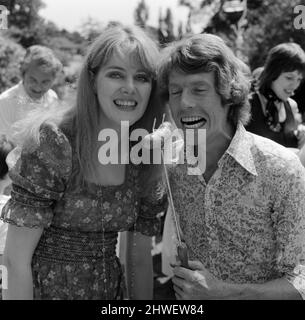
[198,124,235,182]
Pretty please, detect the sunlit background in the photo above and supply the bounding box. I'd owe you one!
[0,0,304,102]
[40,0,190,33]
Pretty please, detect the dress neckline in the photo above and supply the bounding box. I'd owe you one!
[83,164,139,192]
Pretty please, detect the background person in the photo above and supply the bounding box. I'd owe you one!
[246,43,305,148]
[0,45,62,141]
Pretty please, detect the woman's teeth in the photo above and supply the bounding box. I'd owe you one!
[181,116,206,128]
[114,99,137,109]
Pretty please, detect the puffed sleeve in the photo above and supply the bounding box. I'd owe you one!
[134,166,168,237]
[0,123,72,228]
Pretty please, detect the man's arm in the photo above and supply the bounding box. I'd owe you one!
[172,261,302,300]
[227,277,302,299]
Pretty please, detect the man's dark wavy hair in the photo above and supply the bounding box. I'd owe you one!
[158,33,251,126]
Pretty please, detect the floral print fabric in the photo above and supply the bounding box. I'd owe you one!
[168,123,305,299]
[0,123,167,300]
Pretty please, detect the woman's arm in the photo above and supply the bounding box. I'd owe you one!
[2,224,43,300]
[125,231,153,300]
[1,124,72,300]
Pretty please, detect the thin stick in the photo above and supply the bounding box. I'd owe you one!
[152,115,182,245]
[161,113,166,124]
[152,117,156,132]
[161,152,182,245]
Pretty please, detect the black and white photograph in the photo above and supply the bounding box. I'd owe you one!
[0,0,305,312]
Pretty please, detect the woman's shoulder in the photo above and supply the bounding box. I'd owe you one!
[39,122,72,151]
[19,121,73,171]
[12,122,73,188]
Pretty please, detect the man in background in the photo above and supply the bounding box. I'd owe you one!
[0,45,62,140]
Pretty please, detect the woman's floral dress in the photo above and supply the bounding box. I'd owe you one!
[0,123,167,300]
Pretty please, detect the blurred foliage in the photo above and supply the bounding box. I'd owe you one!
[0,0,87,96]
[179,0,205,10]
[243,0,305,69]
[158,8,175,45]
[79,16,104,42]
[185,0,305,69]
[1,0,45,29]
[2,0,47,47]
[5,22,47,47]
[134,0,149,28]
[0,36,25,92]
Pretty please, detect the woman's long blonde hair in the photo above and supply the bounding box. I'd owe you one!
[14,24,166,181]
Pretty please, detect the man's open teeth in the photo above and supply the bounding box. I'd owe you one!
[114,100,137,107]
[181,116,206,128]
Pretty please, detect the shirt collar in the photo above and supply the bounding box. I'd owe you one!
[222,122,258,176]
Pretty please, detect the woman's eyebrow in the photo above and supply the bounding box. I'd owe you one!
[104,66,148,73]
[104,66,126,71]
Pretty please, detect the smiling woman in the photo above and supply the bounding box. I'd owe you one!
[0,23,168,300]
[246,42,305,148]
[95,52,152,128]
